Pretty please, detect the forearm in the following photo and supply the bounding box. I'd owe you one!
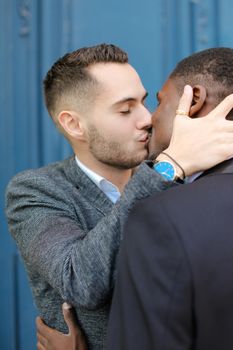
[60,162,175,307]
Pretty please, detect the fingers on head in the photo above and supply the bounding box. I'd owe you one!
[177,85,193,115]
[210,94,233,119]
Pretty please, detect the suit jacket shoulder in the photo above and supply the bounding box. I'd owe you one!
[108,171,233,350]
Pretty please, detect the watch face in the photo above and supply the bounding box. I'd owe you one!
[153,161,175,181]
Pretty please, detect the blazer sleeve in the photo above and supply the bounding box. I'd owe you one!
[107,193,194,350]
[5,162,174,310]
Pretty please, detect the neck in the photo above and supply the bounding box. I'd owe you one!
[75,153,133,193]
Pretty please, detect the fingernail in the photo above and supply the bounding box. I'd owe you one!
[184,85,192,93]
[63,302,72,309]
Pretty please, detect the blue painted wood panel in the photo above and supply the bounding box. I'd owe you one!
[1,0,233,348]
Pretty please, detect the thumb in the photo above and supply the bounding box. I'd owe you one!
[176,85,193,116]
[62,302,79,335]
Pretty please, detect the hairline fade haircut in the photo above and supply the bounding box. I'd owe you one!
[170,47,233,104]
[43,43,128,125]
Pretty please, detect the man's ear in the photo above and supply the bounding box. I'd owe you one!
[58,111,86,140]
[189,85,207,117]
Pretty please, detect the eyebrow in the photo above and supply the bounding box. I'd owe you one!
[112,91,148,107]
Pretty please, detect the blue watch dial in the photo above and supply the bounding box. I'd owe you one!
[153,161,175,181]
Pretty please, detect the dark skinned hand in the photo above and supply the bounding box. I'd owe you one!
[36,303,88,350]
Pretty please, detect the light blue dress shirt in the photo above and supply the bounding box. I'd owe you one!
[75,156,121,203]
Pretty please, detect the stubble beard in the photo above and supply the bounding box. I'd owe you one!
[87,125,148,169]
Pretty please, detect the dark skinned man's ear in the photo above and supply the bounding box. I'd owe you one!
[189,85,207,117]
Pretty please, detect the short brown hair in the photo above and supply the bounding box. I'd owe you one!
[43,43,128,121]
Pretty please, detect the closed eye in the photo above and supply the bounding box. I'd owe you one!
[120,110,131,115]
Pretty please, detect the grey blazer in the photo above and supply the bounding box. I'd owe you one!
[5,156,173,349]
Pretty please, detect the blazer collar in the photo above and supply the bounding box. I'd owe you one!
[64,156,114,214]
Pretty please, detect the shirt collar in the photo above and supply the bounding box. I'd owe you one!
[75,156,121,203]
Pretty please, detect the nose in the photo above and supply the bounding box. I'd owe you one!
[136,106,152,130]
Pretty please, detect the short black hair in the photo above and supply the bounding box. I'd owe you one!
[170,47,233,102]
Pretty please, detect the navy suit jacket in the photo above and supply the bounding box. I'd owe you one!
[107,159,233,350]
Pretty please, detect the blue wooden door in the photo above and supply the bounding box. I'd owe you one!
[1,0,233,348]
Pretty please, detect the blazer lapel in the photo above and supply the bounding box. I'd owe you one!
[64,156,114,215]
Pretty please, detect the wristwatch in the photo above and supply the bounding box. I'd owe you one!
[153,160,184,183]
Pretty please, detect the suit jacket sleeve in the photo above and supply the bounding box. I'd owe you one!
[5,162,174,310]
[107,194,193,350]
